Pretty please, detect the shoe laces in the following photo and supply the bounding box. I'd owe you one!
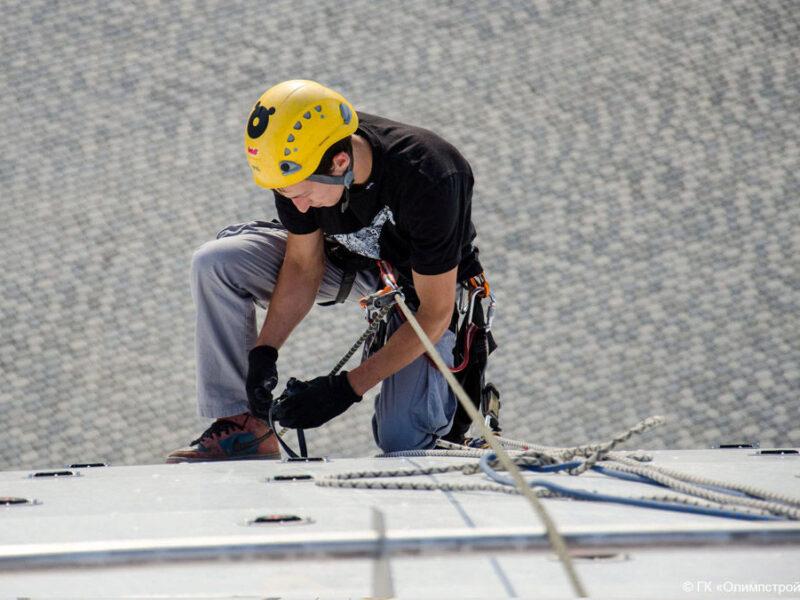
[191,419,242,445]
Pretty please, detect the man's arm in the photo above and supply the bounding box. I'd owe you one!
[346,266,457,395]
[255,230,325,349]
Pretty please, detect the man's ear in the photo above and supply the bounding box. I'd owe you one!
[331,151,351,174]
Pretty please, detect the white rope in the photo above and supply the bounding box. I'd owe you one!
[631,492,779,520]
[320,415,800,521]
[378,448,494,459]
[316,475,533,495]
[317,472,781,520]
[493,416,663,466]
[616,464,800,519]
[391,296,588,597]
[606,457,800,518]
[480,418,800,521]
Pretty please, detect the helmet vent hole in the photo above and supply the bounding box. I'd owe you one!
[287,134,295,142]
[284,148,290,156]
[303,111,311,119]
[339,103,352,124]
[314,105,322,112]
[279,161,302,175]
[293,122,302,130]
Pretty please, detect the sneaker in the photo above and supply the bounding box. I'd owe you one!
[166,413,281,463]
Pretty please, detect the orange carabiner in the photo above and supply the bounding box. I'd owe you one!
[468,272,491,298]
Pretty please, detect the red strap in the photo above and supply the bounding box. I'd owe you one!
[418,322,477,373]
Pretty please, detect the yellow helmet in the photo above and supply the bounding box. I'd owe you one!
[244,80,358,189]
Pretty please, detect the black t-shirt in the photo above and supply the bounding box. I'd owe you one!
[274,113,482,283]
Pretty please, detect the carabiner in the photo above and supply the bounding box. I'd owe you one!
[360,260,404,323]
[465,286,484,327]
[485,291,496,332]
[468,273,491,299]
[360,286,404,312]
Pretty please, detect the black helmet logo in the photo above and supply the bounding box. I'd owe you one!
[248,102,276,138]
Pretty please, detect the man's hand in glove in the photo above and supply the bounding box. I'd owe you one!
[272,372,362,429]
[246,345,279,421]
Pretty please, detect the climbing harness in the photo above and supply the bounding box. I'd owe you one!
[318,239,379,307]
[444,272,500,443]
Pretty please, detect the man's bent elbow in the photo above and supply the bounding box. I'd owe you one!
[416,307,453,345]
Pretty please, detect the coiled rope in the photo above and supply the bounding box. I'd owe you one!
[319,415,800,522]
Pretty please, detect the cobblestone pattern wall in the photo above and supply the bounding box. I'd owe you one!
[2,1,798,469]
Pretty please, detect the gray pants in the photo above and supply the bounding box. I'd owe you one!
[191,221,456,452]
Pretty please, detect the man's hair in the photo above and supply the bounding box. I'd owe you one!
[314,136,353,175]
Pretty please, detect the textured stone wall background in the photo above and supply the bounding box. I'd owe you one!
[1,1,798,469]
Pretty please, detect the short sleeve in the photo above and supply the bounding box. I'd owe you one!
[404,172,473,276]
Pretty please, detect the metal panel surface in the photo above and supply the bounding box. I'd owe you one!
[1,450,798,597]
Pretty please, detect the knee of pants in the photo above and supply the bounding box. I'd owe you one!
[371,332,457,453]
[372,387,456,453]
[190,239,235,287]
[190,236,282,293]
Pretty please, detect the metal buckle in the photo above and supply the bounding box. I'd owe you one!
[359,260,404,322]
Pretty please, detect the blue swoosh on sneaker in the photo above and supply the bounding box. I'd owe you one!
[219,430,274,456]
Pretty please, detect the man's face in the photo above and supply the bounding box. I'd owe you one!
[275,179,343,213]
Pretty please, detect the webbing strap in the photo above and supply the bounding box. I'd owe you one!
[318,270,357,306]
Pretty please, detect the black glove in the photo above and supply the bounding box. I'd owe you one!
[272,372,361,429]
[246,345,279,421]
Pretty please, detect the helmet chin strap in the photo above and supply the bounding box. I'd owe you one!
[305,152,355,213]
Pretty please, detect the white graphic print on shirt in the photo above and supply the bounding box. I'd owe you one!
[330,206,395,259]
